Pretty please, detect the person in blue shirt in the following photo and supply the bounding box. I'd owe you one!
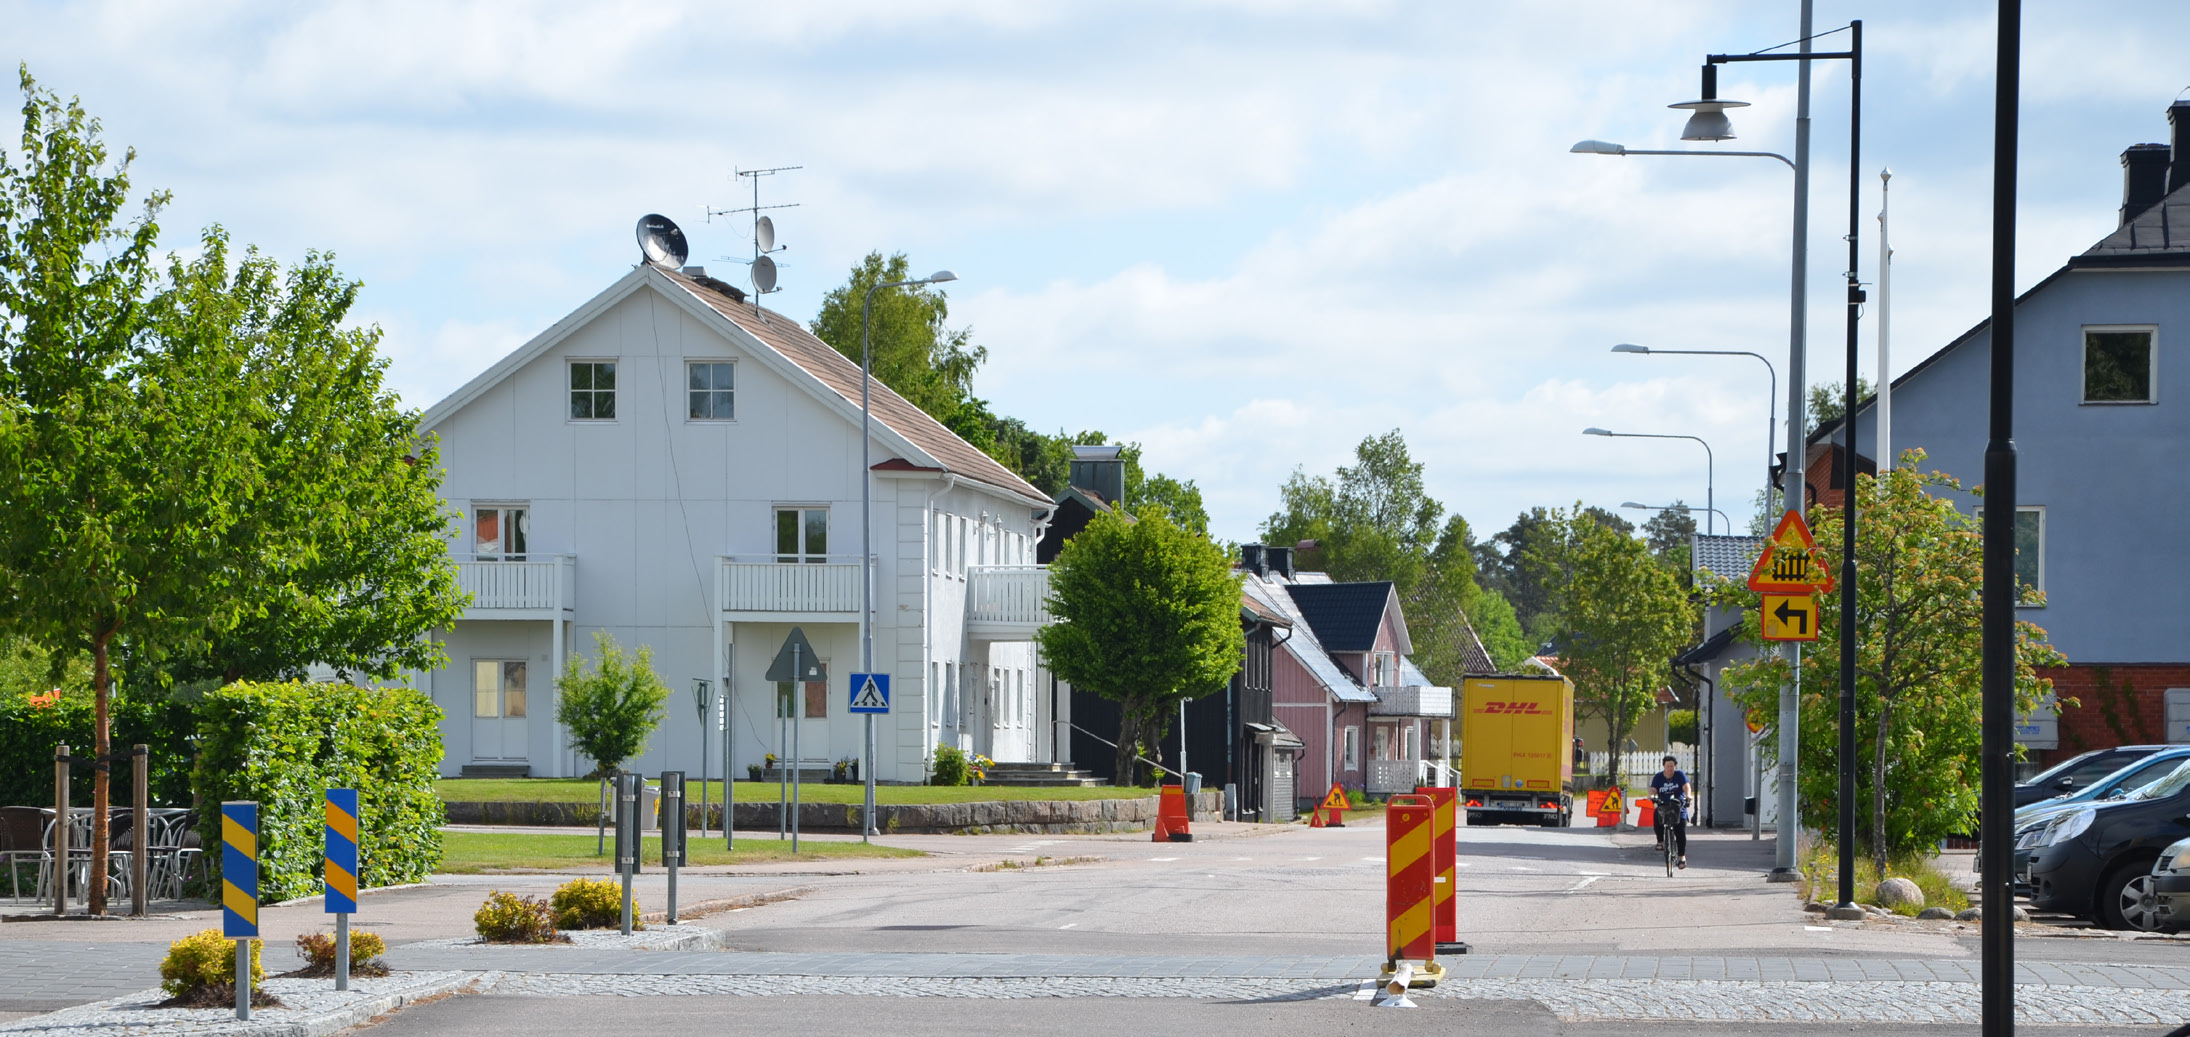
[1649,755,1691,869]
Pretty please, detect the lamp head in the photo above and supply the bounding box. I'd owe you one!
[923,270,958,284]
[1669,63,1748,142]
[1583,427,1614,437]
[1621,502,1649,510]
[1611,343,1650,354]
[1570,139,1627,155]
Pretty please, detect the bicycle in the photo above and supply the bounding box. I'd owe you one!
[1654,790,1688,876]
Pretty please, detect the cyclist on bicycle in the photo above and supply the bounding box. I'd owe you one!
[1649,755,1691,869]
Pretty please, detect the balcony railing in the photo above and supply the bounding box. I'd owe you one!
[457,556,575,615]
[1368,684,1454,718]
[718,555,864,616]
[966,565,1052,633]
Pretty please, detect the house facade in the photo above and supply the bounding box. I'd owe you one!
[416,256,1056,781]
[1823,100,2190,766]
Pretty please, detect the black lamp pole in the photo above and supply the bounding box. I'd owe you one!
[1982,3,2020,1034]
[1707,20,1863,917]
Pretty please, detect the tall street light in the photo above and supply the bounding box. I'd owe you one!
[860,268,958,843]
[1612,345,1778,524]
[1573,8,1814,888]
[1583,427,1715,535]
[1982,2,2021,1031]
[1693,19,1867,923]
[1621,501,1732,530]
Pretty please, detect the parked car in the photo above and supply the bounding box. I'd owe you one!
[2014,746,2172,809]
[2149,835,2190,930]
[1994,748,2190,888]
[2023,759,2190,930]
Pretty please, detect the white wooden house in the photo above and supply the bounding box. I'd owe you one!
[416,258,1057,781]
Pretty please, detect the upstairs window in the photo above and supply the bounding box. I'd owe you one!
[570,360,617,420]
[688,361,735,420]
[776,507,829,563]
[2083,327,2155,403]
[473,505,528,561]
[1977,505,2046,606]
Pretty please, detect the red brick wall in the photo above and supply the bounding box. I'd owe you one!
[2036,664,2190,766]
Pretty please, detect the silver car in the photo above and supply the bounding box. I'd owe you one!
[2151,836,2190,928]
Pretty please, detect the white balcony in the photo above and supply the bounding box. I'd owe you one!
[458,556,575,619]
[966,565,1052,639]
[1368,684,1454,718]
[718,555,863,622]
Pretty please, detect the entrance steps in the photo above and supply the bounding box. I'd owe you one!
[984,761,1107,787]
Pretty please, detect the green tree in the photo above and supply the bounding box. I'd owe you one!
[1716,452,2064,869]
[1527,506,1698,786]
[1641,501,1697,574]
[555,631,672,777]
[809,251,984,423]
[1038,506,1244,785]
[1807,377,1875,436]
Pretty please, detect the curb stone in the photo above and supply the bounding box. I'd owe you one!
[0,971,471,1037]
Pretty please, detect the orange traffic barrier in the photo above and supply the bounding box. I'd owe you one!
[1309,783,1348,828]
[1636,798,1657,831]
[1413,786,1461,952]
[1593,785,1625,828]
[1585,788,1606,816]
[1152,784,1193,843]
[1383,793,1442,981]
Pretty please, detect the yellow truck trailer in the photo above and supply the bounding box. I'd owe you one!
[1459,674,1576,826]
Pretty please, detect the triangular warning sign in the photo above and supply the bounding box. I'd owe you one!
[1747,510,1836,593]
[851,677,887,710]
[1320,784,1349,810]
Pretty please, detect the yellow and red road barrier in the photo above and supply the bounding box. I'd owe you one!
[1380,792,1445,994]
[1413,786,1465,953]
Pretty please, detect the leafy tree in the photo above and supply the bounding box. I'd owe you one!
[1477,505,1633,643]
[1526,506,1698,786]
[1038,506,1243,785]
[555,631,672,778]
[1716,452,2064,869]
[809,251,984,423]
[1807,377,1875,436]
[1641,500,1697,573]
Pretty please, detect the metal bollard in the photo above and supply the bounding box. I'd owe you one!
[660,770,684,924]
[132,746,149,917]
[53,744,70,915]
[614,773,638,935]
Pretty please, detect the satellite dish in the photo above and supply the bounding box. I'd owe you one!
[635,214,689,268]
[754,215,776,253]
[752,254,778,294]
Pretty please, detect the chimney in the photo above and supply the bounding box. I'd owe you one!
[1267,545,1295,579]
[2123,143,2171,225]
[1068,445,1126,508]
[1241,544,1268,577]
[2169,101,2190,194]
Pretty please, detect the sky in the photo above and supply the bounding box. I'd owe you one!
[11,0,2189,546]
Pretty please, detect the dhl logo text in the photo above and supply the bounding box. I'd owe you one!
[1474,701,1549,715]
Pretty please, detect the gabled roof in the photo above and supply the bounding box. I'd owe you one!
[1054,484,1117,517]
[1242,575,1375,703]
[1283,581,1409,654]
[1691,534,1766,584]
[421,264,1046,506]
[2076,177,2190,267]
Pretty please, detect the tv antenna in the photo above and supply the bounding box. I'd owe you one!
[707,165,801,319]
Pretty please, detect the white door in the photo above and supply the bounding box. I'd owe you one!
[799,675,830,766]
[472,660,529,761]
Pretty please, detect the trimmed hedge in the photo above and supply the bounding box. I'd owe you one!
[194,682,444,903]
[0,696,195,809]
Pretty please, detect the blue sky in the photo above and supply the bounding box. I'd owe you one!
[12,1,2188,544]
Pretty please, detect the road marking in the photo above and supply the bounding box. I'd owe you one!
[1298,856,1323,861]
[1352,980,1377,1002]
[1564,876,1602,893]
[1510,866,1538,872]
[1362,856,1385,862]
[1150,857,1180,862]
[1805,925,1833,932]
[1578,870,1610,876]
[1059,923,1077,929]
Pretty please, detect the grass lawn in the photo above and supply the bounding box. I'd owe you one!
[438,778,1156,805]
[437,830,924,873]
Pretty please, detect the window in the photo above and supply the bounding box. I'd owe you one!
[472,505,528,560]
[776,507,828,562]
[1979,505,2046,606]
[688,361,735,420]
[955,516,967,575]
[473,660,527,718]
[804,677,829,719]
[1371,651,1396,687]
[775,666,828,719]
[2083,326,2156,403]
[569,361,616,420]
[1343,726,1360,771]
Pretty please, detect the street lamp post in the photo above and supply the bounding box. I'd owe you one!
[859,269,957,844]
[1691,19,1867,922]
[693,678,713,837]
[1582,427,1714,535]
[1982,3,2021,1032]
[1620,501,1731,530]
[1611,345,1777,523]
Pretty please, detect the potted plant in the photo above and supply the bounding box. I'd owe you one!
[746,763,761,781]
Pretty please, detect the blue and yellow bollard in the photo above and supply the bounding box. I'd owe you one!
[221,801,258,1020]
[325,789,360,990]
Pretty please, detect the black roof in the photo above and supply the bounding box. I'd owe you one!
[1672,625,1739,668]
[1282,582,1395,653]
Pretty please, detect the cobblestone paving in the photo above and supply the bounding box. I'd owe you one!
[0,972,471,1036]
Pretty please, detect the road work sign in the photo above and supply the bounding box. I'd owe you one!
[1747,510,1835,594]
[848,673,890,714]
[1760,593,1820,641]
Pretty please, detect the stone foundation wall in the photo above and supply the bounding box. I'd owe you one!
[443,791,1226,835]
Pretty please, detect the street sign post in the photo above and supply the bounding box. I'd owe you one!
[1759,593,1820,641]
[221,801,258,1020]
[765,628,826,853]
[324,789,359,991]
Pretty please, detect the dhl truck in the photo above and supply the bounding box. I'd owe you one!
[1459,674,1575,826]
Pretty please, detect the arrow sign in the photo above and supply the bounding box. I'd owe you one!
[1773,597,1809,634]
[848,673,890,714]
[1760,593,1820,642]
[764,627,827,684]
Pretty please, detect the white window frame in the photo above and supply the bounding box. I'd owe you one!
[774,505,830,563]
[470,503,529,561]
[567,359,618,421]
[1342,726,1360,771]
[2080,324,2158,405]
[685,359,737,422]
[473,659,529,719]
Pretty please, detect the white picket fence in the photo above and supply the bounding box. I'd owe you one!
[1584,748,1696,780]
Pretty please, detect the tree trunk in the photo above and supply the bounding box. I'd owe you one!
[89,629,112,916]
[1872,700,1893,876]
[1607,688,1630,789]
[1114,708,1141,789]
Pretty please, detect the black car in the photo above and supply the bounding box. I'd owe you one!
[2025,762,2190,930]
[2014,746,2171,808]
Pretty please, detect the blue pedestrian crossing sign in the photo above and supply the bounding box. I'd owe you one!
[848,673,890,714]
